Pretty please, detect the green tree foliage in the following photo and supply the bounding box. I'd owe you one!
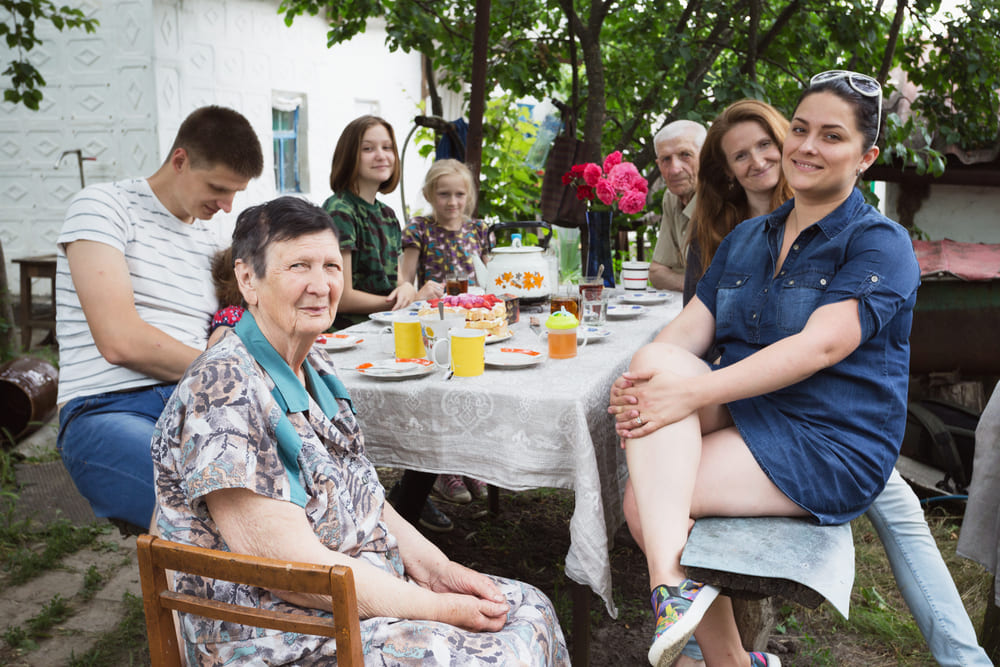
[279,0,1000,197]
[900,0,1000,150]
[412,95,542,221]
[1,0,98,109]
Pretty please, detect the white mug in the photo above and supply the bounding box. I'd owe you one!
[621,261,650,291]
[419,314,466,349]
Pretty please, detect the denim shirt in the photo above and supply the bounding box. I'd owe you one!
[696,189,920,523]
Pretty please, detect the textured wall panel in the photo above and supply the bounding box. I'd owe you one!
[155,66,181,121]
[2,0,426,294]
[0,0,157,288]
[154,1,180,53]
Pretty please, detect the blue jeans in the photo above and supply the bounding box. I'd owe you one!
[57,384,176,528]
[868,469,991,666]
[681,469,989,664]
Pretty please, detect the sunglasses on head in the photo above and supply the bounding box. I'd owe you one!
[809,70,883,149]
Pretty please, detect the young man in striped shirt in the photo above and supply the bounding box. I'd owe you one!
[55,106,263,530]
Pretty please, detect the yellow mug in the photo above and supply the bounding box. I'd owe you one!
[431,328,486,377]
[380,316,426,359]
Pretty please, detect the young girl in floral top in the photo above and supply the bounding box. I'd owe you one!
[401,159,492,506]
[400,159,491,289]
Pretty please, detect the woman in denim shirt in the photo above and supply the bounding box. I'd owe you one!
[610,72,921,667]
[673,100,991,667]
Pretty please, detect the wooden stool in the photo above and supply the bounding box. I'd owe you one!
[12,254,57,351]
[681,516,855,616]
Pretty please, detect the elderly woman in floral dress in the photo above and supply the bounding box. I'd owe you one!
[151,196,569,666]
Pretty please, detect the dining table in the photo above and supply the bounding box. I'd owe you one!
[328,289,682,663]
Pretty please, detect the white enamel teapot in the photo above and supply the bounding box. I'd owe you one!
[471,221,556,301]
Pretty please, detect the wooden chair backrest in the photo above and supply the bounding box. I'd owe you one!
[136,534,363,667]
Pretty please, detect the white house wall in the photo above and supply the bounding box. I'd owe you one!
[886,183,1000,244]
[1,0,429,293]
[0,0,158,291]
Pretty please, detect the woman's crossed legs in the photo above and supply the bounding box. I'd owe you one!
[617,343,806,666]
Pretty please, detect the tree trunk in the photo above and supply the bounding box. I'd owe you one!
[0,239,16,356]
[560,0,612,162]
[465,0,491,203]
[423,54,443,119]
[879,0,908,84]
[578,34,605,162]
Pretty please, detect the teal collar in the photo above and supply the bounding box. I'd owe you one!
[233,311,354,508]
[233,311,353,415]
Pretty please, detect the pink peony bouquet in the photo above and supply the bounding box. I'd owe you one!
[561,151,648,215]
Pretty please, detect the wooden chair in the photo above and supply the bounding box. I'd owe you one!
[137,534,363,667]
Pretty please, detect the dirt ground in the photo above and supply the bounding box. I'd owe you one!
[407,471,951,667]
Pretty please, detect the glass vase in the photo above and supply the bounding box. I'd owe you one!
[585,209,615,288]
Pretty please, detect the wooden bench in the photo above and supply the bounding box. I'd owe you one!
[681,516,854,618]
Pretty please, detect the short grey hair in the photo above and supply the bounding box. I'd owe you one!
[653,120,707,153]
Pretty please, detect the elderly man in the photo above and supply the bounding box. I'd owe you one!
[648,120,706,291]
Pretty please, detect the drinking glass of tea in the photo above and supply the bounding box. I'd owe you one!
[445,271,470,295]
[550,284,581,318]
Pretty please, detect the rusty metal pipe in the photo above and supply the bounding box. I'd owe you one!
[0,357,58,446]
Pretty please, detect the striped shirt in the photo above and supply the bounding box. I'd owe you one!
[56,178,222,404]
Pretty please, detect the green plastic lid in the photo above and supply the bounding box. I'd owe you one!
[545,308,579,330]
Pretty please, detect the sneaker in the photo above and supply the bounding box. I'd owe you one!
[419,499,454,533]
[433,474,472,504]
[748,652,780,667]
[463,476,489,501]
[647,579,720,667]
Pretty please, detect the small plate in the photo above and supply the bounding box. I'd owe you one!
[485,331,514,345]
[368,309,420,324]
[606,304,646,319]
[618,291,673,305]
[354,358,435,379]
[485,348,546,368]
[577,326,612,341]
[315,333,363,351]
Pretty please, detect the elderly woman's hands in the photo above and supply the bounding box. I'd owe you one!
[422,561,510,632]
[609,367,700,441]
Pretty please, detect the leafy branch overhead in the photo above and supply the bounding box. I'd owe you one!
[1,0,98,110]
[280,0,1000,182]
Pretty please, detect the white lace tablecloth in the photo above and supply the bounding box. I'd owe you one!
[331,292,683,616]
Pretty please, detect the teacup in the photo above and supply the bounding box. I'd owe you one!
[621,261,650,291]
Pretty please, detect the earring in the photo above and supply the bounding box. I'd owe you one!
[855,168,862,177]
[727,178,735,191]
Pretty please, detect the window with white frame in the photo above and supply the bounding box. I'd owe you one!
[273,94,304,193]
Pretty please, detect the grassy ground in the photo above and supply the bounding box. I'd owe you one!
[420,475,992,666]
[0,458,992,665]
